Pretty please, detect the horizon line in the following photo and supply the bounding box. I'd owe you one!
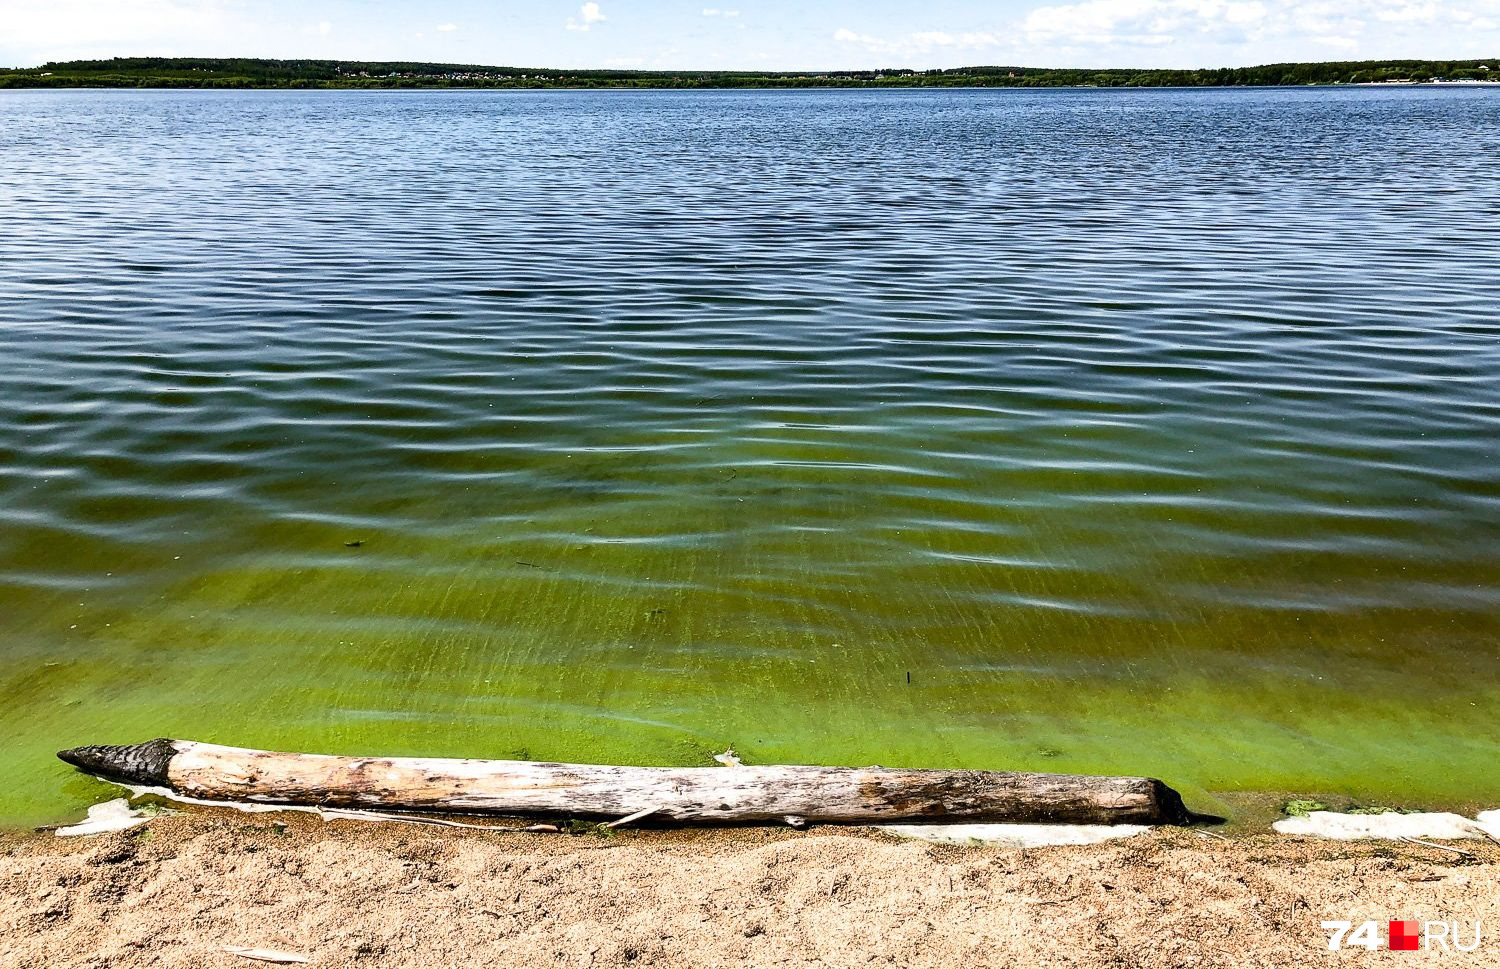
[7,54,1499,75]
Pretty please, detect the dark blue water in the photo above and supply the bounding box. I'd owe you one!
[1,87,1498,826]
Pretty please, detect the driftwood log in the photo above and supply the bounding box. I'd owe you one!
[59,739,1194,826]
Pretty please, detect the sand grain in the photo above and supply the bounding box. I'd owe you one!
[3,814,1496,968]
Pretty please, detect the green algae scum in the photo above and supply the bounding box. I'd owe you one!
[2,87,1498,827]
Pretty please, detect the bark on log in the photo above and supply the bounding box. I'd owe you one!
[59,739,1195,826]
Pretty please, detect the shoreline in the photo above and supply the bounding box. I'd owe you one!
[13,764,1499,834]
[5,82,1500,92]
[4,811,1497,967]
[6,55,1498,92]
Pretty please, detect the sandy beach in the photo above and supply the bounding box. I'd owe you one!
[3,812,1496,968]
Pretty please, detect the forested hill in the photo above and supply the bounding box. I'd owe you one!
[2,56,1496,89]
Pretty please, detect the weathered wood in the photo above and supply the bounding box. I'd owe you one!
[59,739,1194,826]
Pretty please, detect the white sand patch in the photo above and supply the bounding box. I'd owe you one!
[1273,810,1500,840]
[55,798,154,837]
[874,823,1152,847]
[123,786,558,831]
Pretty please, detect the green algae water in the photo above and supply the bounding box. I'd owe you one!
[1,87,1498,827]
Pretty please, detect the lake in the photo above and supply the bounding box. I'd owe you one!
[1,86,1497,827]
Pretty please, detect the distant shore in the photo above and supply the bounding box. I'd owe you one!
[4,811,1497,968]
[3,56,1497,91]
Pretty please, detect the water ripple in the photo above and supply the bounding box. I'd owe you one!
[1,87,1498,824]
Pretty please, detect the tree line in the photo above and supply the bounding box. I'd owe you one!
[1,56,1495,89]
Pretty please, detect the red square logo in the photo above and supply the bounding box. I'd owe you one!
[1390,920,1420,951]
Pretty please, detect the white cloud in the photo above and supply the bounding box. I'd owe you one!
[0,0,239,62]
[832,28,899,55]
[824,0,1500,67]
[565,2,607,32]
[1022,0,1270,47]
[1378,1,1438,20]
[2,0,1498,72]
[1447,1,1500,28]
[1282,1,1362,36]
[1374,0,1486,22]
[1012,0,1500,53]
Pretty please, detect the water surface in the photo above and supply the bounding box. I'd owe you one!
[1,87,1498,826]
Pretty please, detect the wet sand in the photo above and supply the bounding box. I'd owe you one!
[3,812,1496,968]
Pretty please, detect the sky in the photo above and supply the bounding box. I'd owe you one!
[2,0,1498,71]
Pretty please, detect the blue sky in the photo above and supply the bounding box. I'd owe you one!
[3,0,1497,70]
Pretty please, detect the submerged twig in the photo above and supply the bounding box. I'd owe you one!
[316,807,558,833]
[1397,836,1476,859]
[1466,825,1500,846]
[224,947,310,964]
[604,806,660,829]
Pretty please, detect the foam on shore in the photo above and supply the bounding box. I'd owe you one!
[1273,809,1500,841]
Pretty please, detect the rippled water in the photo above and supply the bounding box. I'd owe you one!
[1,87,1497,826]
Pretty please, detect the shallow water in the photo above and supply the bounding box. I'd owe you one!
[1,87,1497,827]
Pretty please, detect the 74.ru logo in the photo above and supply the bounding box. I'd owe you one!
[1323,921,1481,952]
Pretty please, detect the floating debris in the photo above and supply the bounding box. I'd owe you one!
[224,947,310,964]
